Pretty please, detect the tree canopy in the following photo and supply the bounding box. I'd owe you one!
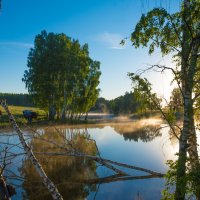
[129,0,200,199]
[23,30,101,120]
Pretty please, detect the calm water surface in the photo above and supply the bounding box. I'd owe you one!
[0,119,182,200]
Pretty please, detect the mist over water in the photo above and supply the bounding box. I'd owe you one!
[1,118,195,200]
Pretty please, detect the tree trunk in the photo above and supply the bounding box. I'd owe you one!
[0,100,63,200]
[85,112,88,121]
[66,110,70,120]
[74,113,78,121]
[61,107,66,121]
[175,39,200,199]
[78,114,81,121]
[49,105,56,120]
[56,108,60,120]
[61,86,67,121]
[70,112,74,121]
[188,121,200,199]
[0,175,11,200]
[175,1,200,198]
[175,91,192,200]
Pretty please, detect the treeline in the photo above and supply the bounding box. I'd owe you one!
[0,93,33,107]
[91,93,136,115]
[1,91,160,116]
[91,91,161,115]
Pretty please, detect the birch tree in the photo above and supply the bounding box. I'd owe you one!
[128,0,200,199]
[23,31,101,121]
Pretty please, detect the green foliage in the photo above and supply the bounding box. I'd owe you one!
[162,158,200,200]
[131,8,181,55]
[109,92,138,115]
[131,1,200,56]
[128,73,161,113]
[90,92,139,115]
[90,97,110,113]
[129,0,200,198]
[23,30,101,120]
[169,88,183,113]
[165,109,176,124]
[161,160,177,200]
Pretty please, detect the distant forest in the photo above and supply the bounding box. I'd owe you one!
[0,93,34,107]
[0,91,156,115]
[91,92,139,115]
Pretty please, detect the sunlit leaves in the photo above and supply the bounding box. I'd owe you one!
[128,73,161,113]
[23,30,101,119]
[131,8,182,55]
[165,109,176,124]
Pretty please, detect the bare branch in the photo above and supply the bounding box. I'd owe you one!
[143,64,184,100]
[0,100,63,200]
[35,152,165,177]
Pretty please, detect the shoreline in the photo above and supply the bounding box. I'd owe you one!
[0,113,163,132]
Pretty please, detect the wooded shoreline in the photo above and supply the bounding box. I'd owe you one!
[0,111,162,130]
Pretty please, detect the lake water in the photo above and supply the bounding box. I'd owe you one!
[0,119,183,200]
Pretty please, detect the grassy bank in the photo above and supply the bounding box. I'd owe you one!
[0,105,94,129]
[0,106,163,130]
[0,105,47,128]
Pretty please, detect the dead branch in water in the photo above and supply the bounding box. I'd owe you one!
[0,147,12,200]
[0,100,63,200]
[0,100,165,199]
[34,151,164,177]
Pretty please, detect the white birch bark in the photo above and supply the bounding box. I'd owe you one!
[0,100,63,200]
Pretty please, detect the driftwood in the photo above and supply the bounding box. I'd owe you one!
[0,100,63,200]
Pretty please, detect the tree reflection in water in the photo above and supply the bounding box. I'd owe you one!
[0,122,165,199]
[20,128,98,200]
[112,123,162,142]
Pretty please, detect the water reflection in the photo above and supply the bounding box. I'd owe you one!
[115,125,161,142]
[20,128,98,200]
[1,119,176,200]
[111,119,162,142]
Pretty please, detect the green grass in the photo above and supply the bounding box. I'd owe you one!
[0,105,47,128]
[130,110,161,119]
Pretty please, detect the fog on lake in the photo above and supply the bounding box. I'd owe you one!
[0,118,190,200]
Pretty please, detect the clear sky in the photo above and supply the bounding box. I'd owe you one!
[0,0,181,100]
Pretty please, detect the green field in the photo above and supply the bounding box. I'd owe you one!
[0,105,47,128]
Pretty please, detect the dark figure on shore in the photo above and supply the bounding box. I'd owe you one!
[23,110,37,123]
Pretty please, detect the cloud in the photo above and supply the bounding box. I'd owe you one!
[0,41,33,49]
[96,32,125,50]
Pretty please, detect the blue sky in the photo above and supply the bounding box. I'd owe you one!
[0,0,181,100]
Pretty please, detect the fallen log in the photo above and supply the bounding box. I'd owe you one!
[0,100,63,200]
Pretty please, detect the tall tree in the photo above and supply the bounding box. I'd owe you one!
[128,0,200,199]
[23,31,101,121]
